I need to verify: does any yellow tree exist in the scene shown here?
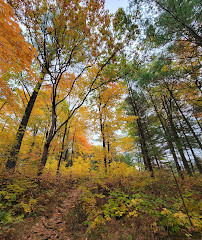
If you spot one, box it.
[6,0,122,171]
[90,81,136,170]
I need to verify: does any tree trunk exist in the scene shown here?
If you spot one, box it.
[162,96,192,176]
[127,87,154,176]
[98,98,107,171]
[38,92,57,174]
[166,85,202,150]
[38,142,50,175]
[145,122,161,168]
[6,76,45,170]
[181,125,202,174]
[70,131,76,167]
[57,122,68,175]
[149,92,184,179]
[184,147,195,174]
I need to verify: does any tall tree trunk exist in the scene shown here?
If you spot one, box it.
[57,122,68,175]
[162,96,192,176]
[65,149,70,167]
[38,92,57,175]
[70,130,76,167]
[127,86,154,176]
[137,117,154,175]
[144,122,161,168]
[184,147,195,174]
[6,75,45,170]
[38,142,50,175]
[180,124,202,174]
[166,84,202,150]
[98,99,107,171]
[149,92,184,178]
[107,141,112,167]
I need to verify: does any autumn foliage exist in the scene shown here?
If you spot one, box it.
[0,0,201,239]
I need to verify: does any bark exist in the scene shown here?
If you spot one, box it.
[184,147,195,174]
[127,87,154,176]
[181,125,202,174]
[38,142,50,175]
[70,130,76,167]
[162,96,192,176]
[145,122,161,168]
[98,98,107,171]
[65,149,70,167]
[107,141,112,167]
[149,92,184,178]
[0,101,6,112]
[6,75,45,170]
[57,122,68,175]
[166,85,202,150]
[38,84,58,174]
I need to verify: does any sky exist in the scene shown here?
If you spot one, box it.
[105,0,129,13]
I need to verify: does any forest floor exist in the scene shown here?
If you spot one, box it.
[1,188,82,240]
[0,169,201,240]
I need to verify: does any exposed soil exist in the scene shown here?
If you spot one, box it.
[0,189,85,240]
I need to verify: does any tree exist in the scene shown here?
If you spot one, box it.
[129,0,202,47]
[126,84,154,176]
[90,81,135,170]
[5,0,123,171]
[0,0,36,106]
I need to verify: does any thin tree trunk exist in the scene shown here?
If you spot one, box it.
[107,141,112,167]
[0,101,6,112]
[6,75,45,170]
[127,86,153,176]
[98,98,107,171]
[38,142,50,175]
[149,92,184,178]
[57,122,68,175]
[166,84,202,150]
[38,83,59,174]
[180,124,202,174]
[144,121,161,168]
[70,130,76,167]
[162,96,192,176]
[184,147,195,174]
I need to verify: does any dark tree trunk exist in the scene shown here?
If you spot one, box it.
[127,87,154,176]
[144,122,161,168]
[194,115,202,132]
[181,125,202,174]
[6,76,44,170]
[162,96,192,176]
[149,93,184,179]
[38,142,50,175]
[137,117,154,175]
[166,85,202,150]
[184,147,195,174]
[107,141,112,167]
[65,149,70,167]
[98,99,107,171]
[70,130,76,167]
[38,82,61,175]
[57,122,68,175]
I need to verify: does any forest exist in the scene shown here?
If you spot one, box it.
[0,0,201,239]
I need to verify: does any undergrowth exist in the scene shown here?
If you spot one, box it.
[0,163,201,240]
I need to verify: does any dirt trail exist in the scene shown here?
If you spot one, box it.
[2,189,83,240]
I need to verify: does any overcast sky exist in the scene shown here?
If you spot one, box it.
[105,0,129,13]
